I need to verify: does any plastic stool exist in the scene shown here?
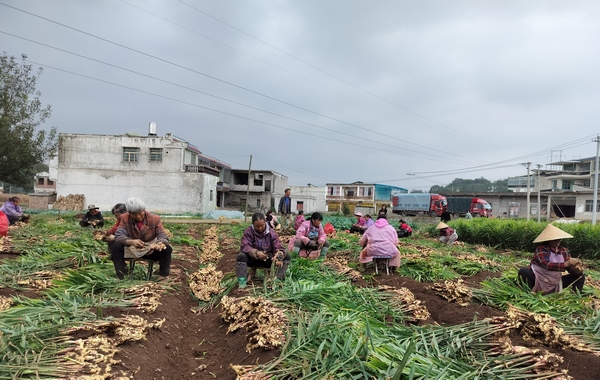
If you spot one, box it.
[372,256,391,275]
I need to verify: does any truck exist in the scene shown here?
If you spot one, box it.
[391,193,447,217]
[446,197,492,218]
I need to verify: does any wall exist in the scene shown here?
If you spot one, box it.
[28,193,57,210]
[56,134,217,213]
[290,185,327,213]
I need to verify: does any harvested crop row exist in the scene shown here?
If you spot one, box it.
[200,226,222,263]
[378,285,431,321]
[431,279,472,306]
[220,296,287,352]
[324,256,362,281]
[189,264,224,301]
[504,304,593,352]
[61,315,165,379]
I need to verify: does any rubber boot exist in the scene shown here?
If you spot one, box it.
[238,277,247,288]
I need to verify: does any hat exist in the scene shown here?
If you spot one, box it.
[435,222,449,229]
[354,212,363,217]
[533,224,573,243]
[87,204,99,210]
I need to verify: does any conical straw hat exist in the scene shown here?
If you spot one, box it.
[435,222,449,229]
[533,224,573,243]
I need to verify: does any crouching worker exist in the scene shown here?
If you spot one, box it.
[436,222,458,245]
[111,197,172,281]
[236,212,290,288]
[518,224,585,295]
[0,197,29,225]
[359,215,400,272]
[80,204,105,228]
[289,212,330,259]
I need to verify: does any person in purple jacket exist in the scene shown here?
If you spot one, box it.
[0,197,28,225]
[236,212,290,288]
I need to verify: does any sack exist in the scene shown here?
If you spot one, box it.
[124,238,158,258]
[323,222,335,234]
[0,212,8,237]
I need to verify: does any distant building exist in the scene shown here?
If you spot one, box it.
[325,182,408,215]
[226,169,288,213]
[506,156,600,220]
[50,128,230,214]
[290,184,327,213]
[33,172,56,193]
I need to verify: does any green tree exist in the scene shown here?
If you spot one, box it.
[0,53,56,187]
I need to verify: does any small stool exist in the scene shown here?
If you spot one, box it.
[127,258,155,280]
[372,256,391,275]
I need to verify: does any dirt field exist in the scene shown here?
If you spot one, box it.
[2,223,600,380]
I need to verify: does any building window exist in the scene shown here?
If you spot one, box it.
[585,200,600,212]
[149,148,163,162]
[562,180,572,190]
[257,199,261,207]
[210,190,213,201]
[123,147,140,162]
[347,189,355,196]
[47,179,54,185]
[551,180,558,190]
[37,178,44,185]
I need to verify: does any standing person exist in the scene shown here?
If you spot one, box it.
[436,222,458,245]
[518,224,585,295]
[0,197,28,225]
[378,204,388,217]
[358,214,401,271]
[440,208,451,223]
[236,212,290,288]
[349,212,365,234]
[111,197,172,281]
[465,211,473,220]
[294,210,305,230]
[289,212,330,259]
[80,204,105,228]
[278,188,292,229]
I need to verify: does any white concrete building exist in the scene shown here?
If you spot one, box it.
[290,184,327,213]
[50,131,230,214]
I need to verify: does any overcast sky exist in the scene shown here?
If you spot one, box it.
[2,1,599,191]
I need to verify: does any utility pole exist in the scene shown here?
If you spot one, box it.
[245,155,253,223]
[523,162,531,222]
[593,136,600,225]
[536,164,542,222]
[406,171,415,193]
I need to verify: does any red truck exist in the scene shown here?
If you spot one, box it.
[446,197,492,218]
[392,193,448,217]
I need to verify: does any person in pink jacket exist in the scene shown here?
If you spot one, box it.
[358,215,401,271]
[288,212,329,259]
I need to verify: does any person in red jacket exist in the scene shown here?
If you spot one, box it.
[111,198,172,281]
[0,211,9,237]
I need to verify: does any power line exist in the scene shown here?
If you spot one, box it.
[178,0,520,152]
[0,2,485,166]
[0,31,478,165]
[125,0,510,156]
[24,57,485,165]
